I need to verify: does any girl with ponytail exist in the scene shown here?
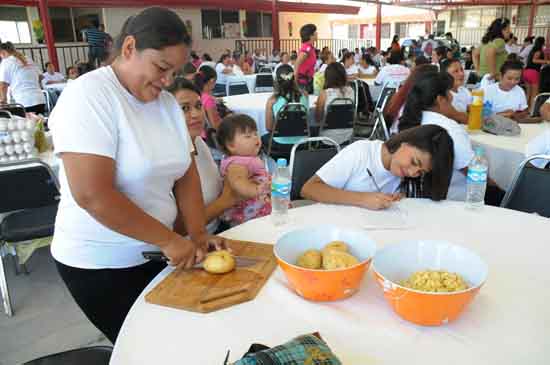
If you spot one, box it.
[194,65,222,129]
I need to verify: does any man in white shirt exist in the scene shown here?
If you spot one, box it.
[41,61,65,88]
[374,51,410,87]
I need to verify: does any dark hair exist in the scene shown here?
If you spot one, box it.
[280,51,289,58]
[0,41,27,65]
[524,36,535,43]
[194,65,217,91]
[341,52,354,64]
[392,35,399,43]
[481,18,510,44]
[66,66,77,75]
[434,46,448,59]
[203,53,212,61]
[274,64,302,103]
[190,51,199,60]
[500,59,523,76]
[361,53,375,67]
[182,62,197,76]
[527,36,545,67]
[114,7,191,52]
[219,54,230,64]
[45,61,52,69]
[414,55,429,66]
[384,64,438,122]
[399,71,453,131]
[539,66,550,93]
[290,54,297,61]
[387,51,404,65]
[428,34,435,40]
[91,19,100,28]
[216,114,258,154]
[445,32,453,38]
[385,125,455,201]
[166,77,201,96]
[440,58,461,75]
[300,24,317,43]
[506,53,521,62]
[324,62,347,89]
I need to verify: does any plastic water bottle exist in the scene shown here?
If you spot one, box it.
[482,100,493,121]
[271,158,291,226]
[466,147,488,210]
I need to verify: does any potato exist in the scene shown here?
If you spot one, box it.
[322,250,359,270]
[323,241,349,253]
[203,250,236,274]
[296,249,322,269]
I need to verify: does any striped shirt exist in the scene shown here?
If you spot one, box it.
[83,28,106,48]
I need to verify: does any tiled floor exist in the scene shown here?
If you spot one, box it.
[0,248,110,365]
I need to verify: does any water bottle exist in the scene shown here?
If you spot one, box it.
[482,100,493,121]
[466,147,488,210]
[271,158,291,226]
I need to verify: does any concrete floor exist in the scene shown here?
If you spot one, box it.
[0,247,110,365]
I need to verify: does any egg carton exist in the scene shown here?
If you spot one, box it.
[0,116,38,164]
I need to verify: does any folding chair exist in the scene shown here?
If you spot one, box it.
[255,73,274,93]
[0,103,25,118]
[531,93,550,117]
[0,159,60,316]
[367,86,396,141]
[264,102,309,161]
[227,81,250,96]
[213,83,227,97]
[320,97,355,145]
[42,90,53,116]
[500,154,550,218]
[24,346,112,365]
[289,136,340,201]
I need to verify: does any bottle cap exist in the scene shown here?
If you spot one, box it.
[277,158,287,167]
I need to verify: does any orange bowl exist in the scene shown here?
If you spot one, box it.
[274,226,377,301]
[372,240,488,326]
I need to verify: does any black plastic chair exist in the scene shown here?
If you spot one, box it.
[255,73,274,93]
[289,137,341,201]
[0,159,60,316]
[0,103,26,118]
[500,154,550,218]
[265,102,309,161]
[531,93,550,117]
[24,346,113,365]
[259,66,273,73]
[228,81,250,96]
[213,83,227,97]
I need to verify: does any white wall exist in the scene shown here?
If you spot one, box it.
[278,12,333,39]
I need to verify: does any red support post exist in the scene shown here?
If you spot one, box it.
[37,0,59,71]
[272,0,280,51]
[375,2,382,50]
[527,0,537,37]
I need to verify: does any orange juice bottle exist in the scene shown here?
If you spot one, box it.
[468,89,484,131]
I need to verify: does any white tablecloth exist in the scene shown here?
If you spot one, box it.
[111,200,550,365]
[44,83,66,92]
[226,74,258,95]
[223,93,318,136]
[469,122,550,190]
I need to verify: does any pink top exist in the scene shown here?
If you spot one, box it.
[192,59,202,69]
[297,42,316,82]
[220,156,272,226]
[201,92,216,110]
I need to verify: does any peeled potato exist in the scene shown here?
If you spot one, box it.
[322,250,359,270]
[296,249,322,269]
[203,250,236,274]
[323,241,349,253]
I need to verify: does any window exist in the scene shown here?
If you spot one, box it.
[50,7,102,43]
[534,5,550,26]
[245,11,272,38]
[463,9,481,28]
[434,21,445,36]
[202,9,239,39]
[348,24,359,39]
[0,6,31,44]
[381,23,390,39]
[395,23,407,39]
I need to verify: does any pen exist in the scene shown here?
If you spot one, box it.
[366,168,382,193]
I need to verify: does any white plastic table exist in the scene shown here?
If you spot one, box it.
[223,92,318,136]
[111,200,550,365]
[469,122,550,190]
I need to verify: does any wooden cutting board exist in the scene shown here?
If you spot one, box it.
[145,240,277,313]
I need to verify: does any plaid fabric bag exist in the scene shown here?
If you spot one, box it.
[233,333,342,365]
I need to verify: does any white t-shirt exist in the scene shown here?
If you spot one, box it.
[451,86,473,113]
[526,129,550,168]
[194,137,223,233]
[359,65,377,76]
[41,71,65,88]
[483,83,528,113]
[519,44,534,62]
[354,53,361,64]
[215,63,233,85]
[344,64,359,76]
[319,63,329,74]
[375,64,410,87]
[316,139,401,194]
[421,111,475,201]
[0,56,44,107]
[199,61,216,71]
[505,44,521,55]
[50,66,194,269]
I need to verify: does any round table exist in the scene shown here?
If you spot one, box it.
[44,82,67,92]
[111,200,550,365]
[469,122,550,190]
[223,92,318,136]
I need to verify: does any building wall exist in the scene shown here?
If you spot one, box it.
[278,12,332,39]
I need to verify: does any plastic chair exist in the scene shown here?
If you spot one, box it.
[24,346,113,365]
[255,73,274,93]
[227,81,250,96]
[259,66,273,73]
[288,137,341,201]
[321,97,355,131]
[213,83,227,97]
[0,159,60,316]
[264,103,309,161]
[531,93,550,117]
[500,154,550,218]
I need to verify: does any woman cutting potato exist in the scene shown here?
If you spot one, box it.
[49,8,222,343]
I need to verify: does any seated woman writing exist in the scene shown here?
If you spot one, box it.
[301,124,455,210]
